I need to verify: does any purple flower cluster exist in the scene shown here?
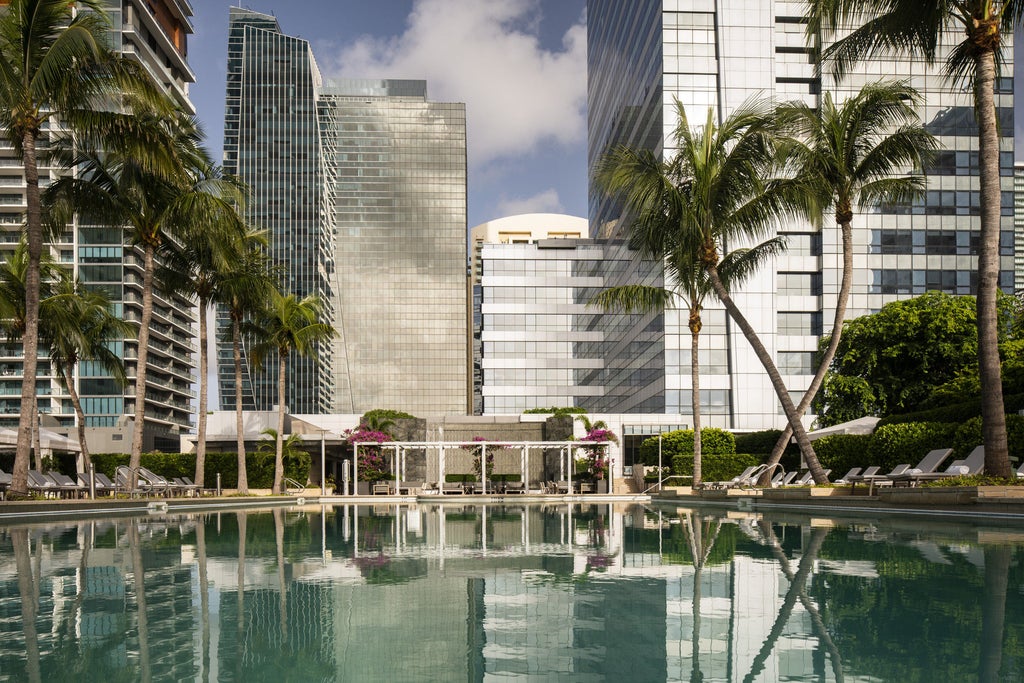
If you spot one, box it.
[343,427,393,481]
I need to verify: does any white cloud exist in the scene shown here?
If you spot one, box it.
[326,0,587,168]
[494,188,564,217]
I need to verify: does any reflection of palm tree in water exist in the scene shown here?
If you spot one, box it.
[127,524,152,683]
[274,508,288,644]
[197,516,211,683]
[235,512,247,682]
[979,545,1011,683]
[745,524,842,683]
[13,528,40,683]
[682,512,722,683]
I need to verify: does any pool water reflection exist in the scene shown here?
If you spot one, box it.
[0,503,1021,682]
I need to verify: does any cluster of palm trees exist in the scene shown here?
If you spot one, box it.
[595,0,1019,484]
[0,0,333,498]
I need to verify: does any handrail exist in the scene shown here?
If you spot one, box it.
[284,478,305,495]
[643,474,692,494]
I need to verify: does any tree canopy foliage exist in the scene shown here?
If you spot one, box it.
[816,291,1022,425]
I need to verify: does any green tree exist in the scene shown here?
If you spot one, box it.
[160,167,249,487]
[247,291,334,493]
[255,428,307,483]
[45,279,134,470]
[763,81,935,471]
[817,291,1000,424]
[217,229,274,494]
[47,112,220,489]
[659,100,830,482]
[0,0,166,497]
[593,139,789,486]
[806,0,1020,473]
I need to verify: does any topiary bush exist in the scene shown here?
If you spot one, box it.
[638,428,735,465]
[812,434,874,475]
[865,422,960,472]
[671,452,759,483]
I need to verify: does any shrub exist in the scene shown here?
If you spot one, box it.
[732,429,801,471]
[638,428,735,465]
[812,434,874,474]
[952,414,1024,462]
[90,451,311,489]
[671,452,759,483]
[865,422,959,472]
[878,392,1024,427]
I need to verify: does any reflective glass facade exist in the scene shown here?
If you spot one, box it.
[220,11,468,418]
[587,0,1015,429]
[319,80,468,417]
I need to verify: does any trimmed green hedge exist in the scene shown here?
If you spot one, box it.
[878,392,1024,427]
[90,451,311,489]
[671,452,759,483]
[638,428,735,465]
[865,422,960,472]
[732,429,801,471]
[951,415,1024,461]
[813,434,874,475]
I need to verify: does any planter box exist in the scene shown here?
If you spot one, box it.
[762,487,852,500]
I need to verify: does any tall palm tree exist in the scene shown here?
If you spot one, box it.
[761,81,936,473]
[592,145,789,487]
[0,0,168,497]
[47,112,222,489]
[217,230,274,494]
[160,167,248,488]
[247,291,334,493]
[805,0,1020,476]
[44,279,134,470]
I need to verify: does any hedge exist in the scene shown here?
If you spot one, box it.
[812,434,874,475]
[90,451,311,489]
[878,392,1024,428]
[952,415,1024,461]
[865,422,960,472]
[671,452,759,483]
[638,428,735,465]
[732,429,801,472]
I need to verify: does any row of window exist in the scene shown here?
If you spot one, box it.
[871,269,1013,294]
[871,229,1013,256]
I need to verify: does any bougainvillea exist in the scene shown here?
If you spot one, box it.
[579,427,617,479]
[344,427,393,481]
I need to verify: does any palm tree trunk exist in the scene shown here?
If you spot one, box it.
[129,243,157,489]
[60,362,91,470]
[129,524,152,683]
[689,308,703,487]
[197,518,211,683]
[32,394,41,472]
[706,265,827,483]
[195,297,209,488]
[234,316,248,493]
[12,131,42,498]
[974,44,1011,477]
[274,352,286,493]
[13,528,40,683]
[763,217,855,479]
[979,545,1010,682]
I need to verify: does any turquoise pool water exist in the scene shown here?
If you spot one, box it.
[0,502,1021,682]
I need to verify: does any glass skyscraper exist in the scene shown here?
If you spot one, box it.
[587,0,1015,429]
[221,10,468,418]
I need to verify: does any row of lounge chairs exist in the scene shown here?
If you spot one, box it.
[702,443,1023,491]
[0,466,211,499]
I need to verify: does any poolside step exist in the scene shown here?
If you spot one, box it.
[614,477,638,494]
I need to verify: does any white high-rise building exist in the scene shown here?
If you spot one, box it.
[587,0,1015,430]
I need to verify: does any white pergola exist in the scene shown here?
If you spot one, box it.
[351,440,613,494]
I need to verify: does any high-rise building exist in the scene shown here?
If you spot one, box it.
[471,214,593,414]
[220,10,468,419]
[587,0,1015,429]
[0,1,197,452]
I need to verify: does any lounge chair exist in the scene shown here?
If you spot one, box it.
[116,466,152,497]
[441,481,463,495]
[706,465,759,490]
[552,480,570,494]
[138,467,176,496]
[887,448,953,486]
[1017,460,1024,478]
[770,470,798,487]
[784,469,831,486]
[0,469,10,499]
[833,468,862,485]
[27,470,60,498]
[172,477,199,497]
[855,464,909,492]
[891,446,986,486]
[47,471,85,498]
[504,481,526,494]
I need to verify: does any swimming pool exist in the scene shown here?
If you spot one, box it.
[0,502,1020,681]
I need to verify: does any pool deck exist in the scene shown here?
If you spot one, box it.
[1,485,1023,522]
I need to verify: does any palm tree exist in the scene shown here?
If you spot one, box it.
[160,167,249,488]
[45,279,134,470]
[46,112,221,489]
[592,145,790,487]
[805,0,1020,477]
[760,81,936,473]
[0,0,168,497]
[247,291,334,493]
[218,230,274,494]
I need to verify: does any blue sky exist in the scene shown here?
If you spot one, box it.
[189,0,590,228]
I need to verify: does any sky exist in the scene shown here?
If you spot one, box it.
[188,0,590,229]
